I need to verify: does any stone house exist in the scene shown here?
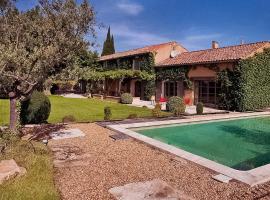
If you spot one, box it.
[98,42,187,99]
[99,41,270,106]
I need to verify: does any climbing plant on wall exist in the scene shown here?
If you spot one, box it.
[155,66,192,89]
[217,48,270,111]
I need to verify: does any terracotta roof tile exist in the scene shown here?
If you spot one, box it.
[99,41,185,61]
[157,41,270,67]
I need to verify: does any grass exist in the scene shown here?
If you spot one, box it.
[0,95,170,125]
[0,139,59,200]
[0,99,9,126]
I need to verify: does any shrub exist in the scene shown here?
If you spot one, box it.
[120,93,133,104]
[152,103,162,118]
[144,80,155,100]
[62,115,76,123]
[20,91,51,124]
[104,106,112,120]
[167,96,186,115]
[217,48,270,111]
[154,103,162,110]
[127,113,138,119]
[196,102,204,115]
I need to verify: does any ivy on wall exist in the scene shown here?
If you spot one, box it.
[81,69,154,81]
[155,66,192,89]
[84,52,156,99]
[217,48,270,111]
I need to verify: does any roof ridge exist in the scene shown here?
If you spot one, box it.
[180,41,270,54]
[156,40,270,67]
[100,41,177,58]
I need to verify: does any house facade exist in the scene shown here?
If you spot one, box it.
[99,41,270,106]
[98,42,187,99]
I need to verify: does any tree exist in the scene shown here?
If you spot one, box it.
[0,0,96,131]
[111,34,115,54]
[101,26,115,56]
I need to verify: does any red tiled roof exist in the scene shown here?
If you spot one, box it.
[157,41,270,67]
[99,41,186,61]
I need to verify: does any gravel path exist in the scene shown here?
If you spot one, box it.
[49,123,270,200]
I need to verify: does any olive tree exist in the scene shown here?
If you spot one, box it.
[0,0,96,131]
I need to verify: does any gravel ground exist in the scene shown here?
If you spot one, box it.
[49,123,270,200]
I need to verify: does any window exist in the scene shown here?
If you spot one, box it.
[133,59,142,70]
[197,80,220,105]
[164,81,178,97]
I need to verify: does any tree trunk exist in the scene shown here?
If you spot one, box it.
[9,92,17,132]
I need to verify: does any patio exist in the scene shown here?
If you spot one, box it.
[130,98,227,115]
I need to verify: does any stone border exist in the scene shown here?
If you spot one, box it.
[107,112,270,186]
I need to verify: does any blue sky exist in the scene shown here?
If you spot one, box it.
[16,0,270,53]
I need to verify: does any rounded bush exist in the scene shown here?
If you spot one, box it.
[104,106,112,120]
[20,91,51,124]
[152,103,162,118]
[196,102,204,115]
[127,113,138,119]
[62,115,76,123]
[167,96,186,115]
[120,93,133,104]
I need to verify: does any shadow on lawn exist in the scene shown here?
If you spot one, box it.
[22,124,65,141]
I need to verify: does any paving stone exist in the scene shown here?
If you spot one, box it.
[50,128,85,140]
[109,179,193,200]
[0,159,26,184]
[212,174,232,183]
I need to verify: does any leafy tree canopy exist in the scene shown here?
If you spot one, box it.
[0,0,96,100]
[0,0,97,130]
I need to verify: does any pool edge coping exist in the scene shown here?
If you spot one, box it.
[107,111,270,187]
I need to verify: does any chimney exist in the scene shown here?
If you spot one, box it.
[212,41,219,49]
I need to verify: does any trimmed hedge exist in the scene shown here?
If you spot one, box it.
[218,48,270,111]
[167,96,185,115]
[20,91,51,124]
[104,106,112,120]
[120,93,133,104]
[196,102,204,115]
[152,103,162,118]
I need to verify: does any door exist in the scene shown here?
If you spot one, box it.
[164,81,178,98]
[135,81,141,97]
[197,80,220,106]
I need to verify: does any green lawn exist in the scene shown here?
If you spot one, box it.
[0,140,59,200]
[0,99,9,126]
[0,95,170,125]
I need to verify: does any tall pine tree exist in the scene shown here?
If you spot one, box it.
[101,27,115,56]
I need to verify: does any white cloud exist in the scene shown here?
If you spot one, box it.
[178,27,224,50]
[116,1,143,16]
[109,24,171,50]
[94,25,226,53]
[95,24,172,52]
[185,33,223,41]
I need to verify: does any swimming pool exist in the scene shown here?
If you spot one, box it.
[134,116,270,171]
[107,112,270,186]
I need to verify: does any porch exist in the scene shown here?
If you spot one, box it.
[104,78,147,100]
[156,79,221,107]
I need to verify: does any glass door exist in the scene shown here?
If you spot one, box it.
[197,80,220,105]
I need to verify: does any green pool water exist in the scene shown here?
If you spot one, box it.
[135,116,270,171]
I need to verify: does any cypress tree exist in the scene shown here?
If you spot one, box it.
[101,27,115,56]
[111,35,115,54]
